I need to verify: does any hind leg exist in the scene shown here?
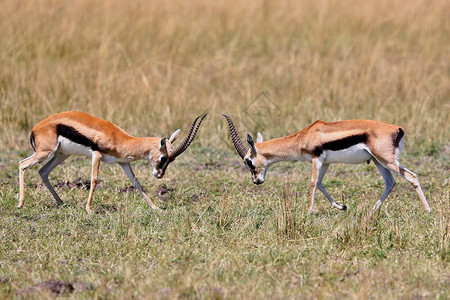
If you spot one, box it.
[385,161,431,212]
[18,151,52,208]
[372,159,396,211]
[39,153,70,206]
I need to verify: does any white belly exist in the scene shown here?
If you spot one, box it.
[323,143,372,164]
[57,136,93,157]
[56,136,132,164]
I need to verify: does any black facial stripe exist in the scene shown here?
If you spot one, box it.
[157,156,169,169]
[313,134,368,156]
[157,162,167,169]
[57,124,101,151]
[245,159,255,171]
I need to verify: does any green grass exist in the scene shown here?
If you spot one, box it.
[0,148,448,298]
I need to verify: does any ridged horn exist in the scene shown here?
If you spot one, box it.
[221,113,247,159]
[169,114,207,159]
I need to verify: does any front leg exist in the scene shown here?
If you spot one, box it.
[119,163,159,210]
[308,157,321,215]
[316,164,346,211]
[86,151,102,213]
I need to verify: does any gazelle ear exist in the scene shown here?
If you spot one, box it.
[169,129,181,143]
[247,133,257,157]
[256,132,263,143]
[160,138,168,153]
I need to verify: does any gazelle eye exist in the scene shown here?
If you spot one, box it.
[160,156,168,163]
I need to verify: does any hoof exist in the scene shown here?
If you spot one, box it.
[342,205,347,211]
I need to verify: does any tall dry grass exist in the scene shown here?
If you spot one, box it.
[0,0,449,152]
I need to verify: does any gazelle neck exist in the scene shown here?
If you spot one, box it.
[257,133,309,164]
[120,137,160,160]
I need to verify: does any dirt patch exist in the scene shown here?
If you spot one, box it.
[95,204,119,213]
[339,269,360,282]
[180,186,208,203]
[12,212,49,221]
[21,279,74,296]
[190,190,207,203]
[193,161,223,171]
[156,185,174,201]
[54,178,101,190]
[120,186,135,192]
[20,279,94,296]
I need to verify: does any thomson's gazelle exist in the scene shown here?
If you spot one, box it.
[222,114,431,214]
[19,111,207,212]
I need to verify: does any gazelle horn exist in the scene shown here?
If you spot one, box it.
[222,114,247,159]
[169,114,207,159]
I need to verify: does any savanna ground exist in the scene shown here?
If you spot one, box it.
[0,0,449,298]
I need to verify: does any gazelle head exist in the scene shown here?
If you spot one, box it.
[151,114,207,179]
[222,114,268,185]
[244,133,268,184]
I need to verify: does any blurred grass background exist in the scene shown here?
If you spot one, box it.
[0,0,448,153]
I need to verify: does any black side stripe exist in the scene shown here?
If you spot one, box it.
[57,124,101,151]
[313,134,368,156]
[30,131,36,152]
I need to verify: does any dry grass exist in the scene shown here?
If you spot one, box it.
[0,150,448,298]
[0,0,449,298]
[0,0,449,151]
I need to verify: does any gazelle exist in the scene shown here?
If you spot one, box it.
[222,114,431,214]
[19,111,207,212]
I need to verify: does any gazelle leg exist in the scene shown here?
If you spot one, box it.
[85,151,102,213]
[385,161,431,212]
[38,154,70,206]
[316,164,346,211]
[372,159,396,211]
[18,151,51,208]
[119,163,159,210]
[308,157,322,215]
